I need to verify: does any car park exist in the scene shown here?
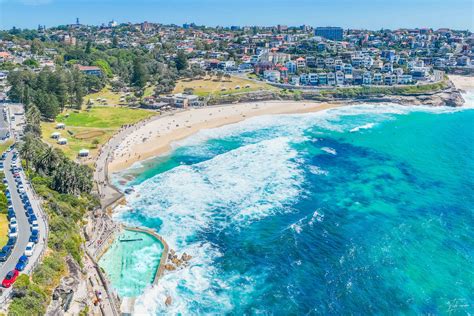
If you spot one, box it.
[15,255,29,271]
[24,242,35,256]
[2,270,19,288]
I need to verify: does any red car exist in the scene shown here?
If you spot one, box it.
[2,269,19,288]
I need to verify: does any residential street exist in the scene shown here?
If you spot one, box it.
[0,103,48,306]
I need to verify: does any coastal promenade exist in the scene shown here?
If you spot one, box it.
[90,111,180,315]
[94,112,165,210]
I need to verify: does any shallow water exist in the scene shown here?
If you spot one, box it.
[112,96,474,314]
[98,229,163,298]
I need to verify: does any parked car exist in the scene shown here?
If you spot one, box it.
[2,270,19,288]
[15,255,29,271]
[9,217,18,229]
[7,237,17,247]
[8,226,18,238]
[7,209,15,220]
[24,242,35,256]
[0,245,13,262]
[29,229,39,244]
[30,222,39,231]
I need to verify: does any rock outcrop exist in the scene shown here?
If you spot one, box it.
[165,249,192,271]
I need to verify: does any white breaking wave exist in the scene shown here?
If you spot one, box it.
[321,147,337,155]
[115,137,304,315]
[308,165,329,176]
[110,101,474,314]
[350,123,376,133]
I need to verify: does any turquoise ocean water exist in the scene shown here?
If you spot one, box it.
[112,93,474,315]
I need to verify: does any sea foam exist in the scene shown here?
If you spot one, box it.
[116,137,304,314]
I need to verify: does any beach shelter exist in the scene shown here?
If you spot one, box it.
[51,132,61,139]
[56,123,66,129]
[78,149,90,157]
[57,138,68,145]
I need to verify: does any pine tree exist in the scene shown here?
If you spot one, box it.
[85,41,92,54]
[131,58,148,88]
[175,51,188,71]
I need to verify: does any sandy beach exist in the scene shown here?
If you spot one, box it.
[108,101,341,173]
[449,75,474,91]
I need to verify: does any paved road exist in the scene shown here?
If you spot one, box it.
[0,151,31,283]
[0,103,47,305]
[0,104,9,139]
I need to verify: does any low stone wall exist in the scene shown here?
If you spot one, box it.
[207,90,280,105]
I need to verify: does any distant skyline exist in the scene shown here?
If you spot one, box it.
[0,0,473,31]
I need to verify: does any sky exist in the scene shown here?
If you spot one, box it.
[0,0,473,31]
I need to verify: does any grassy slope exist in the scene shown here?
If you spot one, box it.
[0,141,12,247]
[0,213,7,248]
[41,107,155,160]
[0,140,13,154]
[173,76,276,97]
[84,86,123,107]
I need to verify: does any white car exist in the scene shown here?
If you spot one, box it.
[8,227,18,238]
[9,217,18,229]
[31,222,39,231]
[25,242,35,256]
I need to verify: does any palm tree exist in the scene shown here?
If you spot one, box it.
[36,146,60,175]
[19,133,40,170]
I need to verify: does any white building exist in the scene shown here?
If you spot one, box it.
[264,70,281,82]
[308,73,319,85]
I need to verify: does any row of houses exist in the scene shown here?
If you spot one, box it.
[264,70,414,86]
